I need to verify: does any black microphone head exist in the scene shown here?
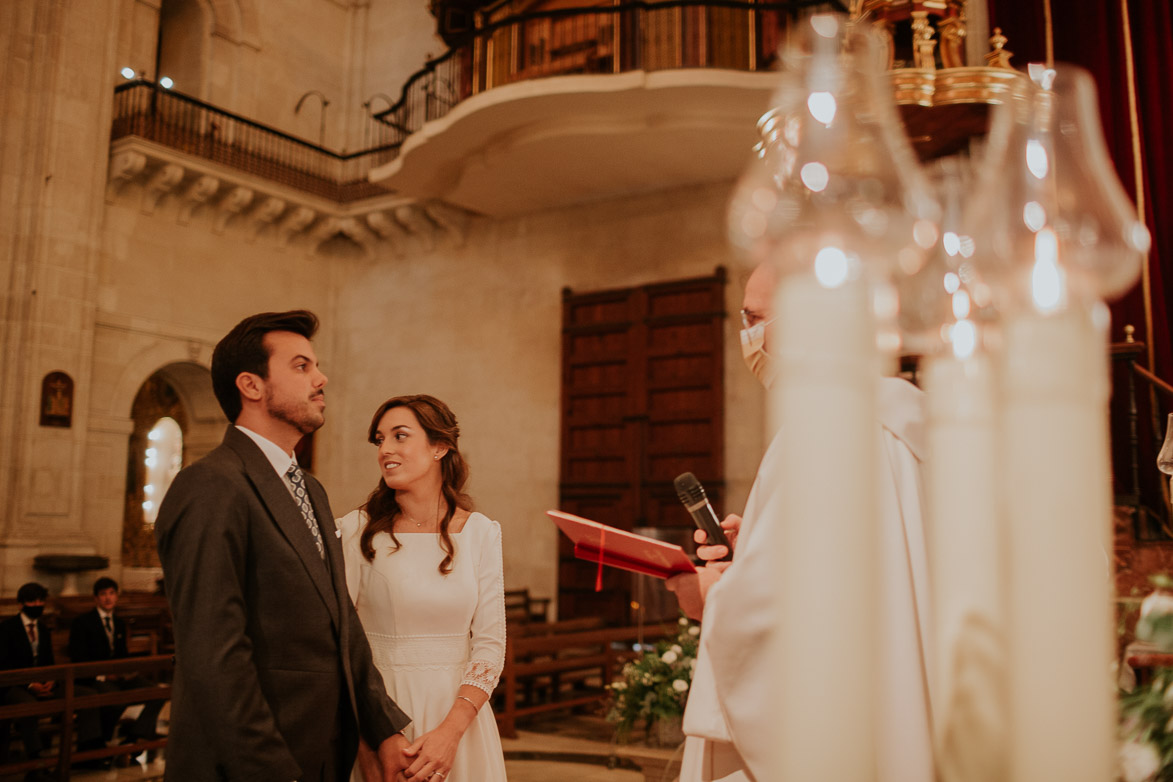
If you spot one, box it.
[673,472,707,506]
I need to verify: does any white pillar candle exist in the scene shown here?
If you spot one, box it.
[924,351,1007,782]
[769,268,878,780]
[1002,307,1115,782]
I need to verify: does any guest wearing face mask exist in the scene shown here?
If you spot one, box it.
[0,582,106,777]
[666,261,933,782]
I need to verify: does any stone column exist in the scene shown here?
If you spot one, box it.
[0,0,122,593]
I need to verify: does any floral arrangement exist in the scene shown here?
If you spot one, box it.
[606,616,701,741]
[1120,577,1173,782]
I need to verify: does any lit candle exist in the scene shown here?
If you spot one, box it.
[1002,303,1114,782]
[923,349,1007,781]
[769,266,878,779]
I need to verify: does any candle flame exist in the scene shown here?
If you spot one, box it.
[807,92,837,126]
[950,319,977,360]
[1026,140,1049,180]
[814,246,850,288]
[1031,228,1065,312]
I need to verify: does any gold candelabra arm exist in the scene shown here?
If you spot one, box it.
[911,11,939,71]
[985,27,1015,69]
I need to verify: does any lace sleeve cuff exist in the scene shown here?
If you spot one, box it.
[460,659,501,695]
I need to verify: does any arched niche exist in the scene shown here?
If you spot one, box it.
[121,362,225,571]
[153,0,261,104]
[157,0,212,98]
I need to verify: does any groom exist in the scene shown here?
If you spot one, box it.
[156,310,411,781]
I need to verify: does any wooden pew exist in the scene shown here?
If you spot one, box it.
[0,655,171,780]
[493,623,669,739]
[503,588,552,624]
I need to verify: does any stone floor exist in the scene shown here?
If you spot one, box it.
[54,714,684,782]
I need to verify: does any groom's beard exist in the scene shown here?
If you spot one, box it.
[266,387,325,435]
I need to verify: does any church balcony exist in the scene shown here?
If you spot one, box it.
[107,81,467,255]
[368,0,817,217]
[366,0,1021,217]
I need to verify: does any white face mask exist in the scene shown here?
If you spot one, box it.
[740,320,777,389]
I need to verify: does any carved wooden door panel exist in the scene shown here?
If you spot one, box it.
[558,270,726,623]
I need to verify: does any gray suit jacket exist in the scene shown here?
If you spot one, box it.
[155,425,410,781]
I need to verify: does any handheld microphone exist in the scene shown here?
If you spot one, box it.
[673,472,733,562]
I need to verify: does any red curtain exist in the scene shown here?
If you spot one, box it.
[986,0,1172,374]
[987,0,1173,530]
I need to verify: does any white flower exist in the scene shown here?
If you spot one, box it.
[1142,590,1173,621]
[690,658,697,672]
[1120,739,1161,782]
[612,682,626,691]
[679,617,689,626]
[688,626,700,636]
[671,644,683,655]
[662,650,678,664]
[672,679,689,693]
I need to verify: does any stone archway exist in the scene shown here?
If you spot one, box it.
[87,335,226,590]
[157,0,213,97]
[118,362,225,587]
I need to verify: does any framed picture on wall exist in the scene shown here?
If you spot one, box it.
[39,371,73,428]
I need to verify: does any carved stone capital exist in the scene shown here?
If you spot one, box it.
[177,175,221,224]
[394,204,438,251]
[336,217,377,257]
[277,206,317,246]
[142,163,185,214]
[366,210,407,241]
[106,150,147,201]
[307,217,342,251]
[213,186,255,233]
[247,197,287,241]
[423,201,471,247]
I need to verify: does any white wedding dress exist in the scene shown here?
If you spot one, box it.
[337,509,508,782]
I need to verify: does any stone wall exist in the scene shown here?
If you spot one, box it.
[0,0,769,603]
[326,181,766,608]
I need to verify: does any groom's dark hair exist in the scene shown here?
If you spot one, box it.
[211,310,319,422]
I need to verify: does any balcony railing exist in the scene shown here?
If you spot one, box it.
[109,3,841,201]
[374,0,845,140]
[111,81,400,202]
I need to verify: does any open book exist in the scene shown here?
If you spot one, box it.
[548,510,697,580]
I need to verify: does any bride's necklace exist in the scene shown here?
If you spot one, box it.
[401,496,443,530]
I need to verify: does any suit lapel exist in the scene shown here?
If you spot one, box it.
[225,427,340,630]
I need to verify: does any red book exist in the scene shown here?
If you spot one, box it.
[548,510,697,580]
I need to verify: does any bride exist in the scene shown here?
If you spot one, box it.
[337,394,507,781]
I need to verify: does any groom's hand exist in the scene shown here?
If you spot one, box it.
[378,732,412,778]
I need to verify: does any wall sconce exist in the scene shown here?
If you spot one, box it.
[295,90,330,148]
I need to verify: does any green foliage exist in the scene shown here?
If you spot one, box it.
[1121,668,1173,782]
[605,617,700,741]
[1120,583,1173,781]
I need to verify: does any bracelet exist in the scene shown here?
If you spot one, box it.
[456,695,478,712]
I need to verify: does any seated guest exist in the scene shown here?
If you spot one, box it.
[0,582,105,774]
[67,577,164,745]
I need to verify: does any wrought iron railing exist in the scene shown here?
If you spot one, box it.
[373,0,845,141]
[1112,337,1173,539]
[110,2,844,201]
[111,81,401,202]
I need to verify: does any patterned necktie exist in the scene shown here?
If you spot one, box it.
[26,623,37,662]
[103,615,114,649]
[286,464,325,559]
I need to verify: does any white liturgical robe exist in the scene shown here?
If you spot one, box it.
[681,376,934,782]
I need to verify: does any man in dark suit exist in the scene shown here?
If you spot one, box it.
[155,310,411,782]
[67,577,165,745]
[0,582,104,774]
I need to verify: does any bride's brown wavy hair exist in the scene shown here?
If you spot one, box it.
[359,395,472,574]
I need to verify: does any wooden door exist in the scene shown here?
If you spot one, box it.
[558,270,726,623]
